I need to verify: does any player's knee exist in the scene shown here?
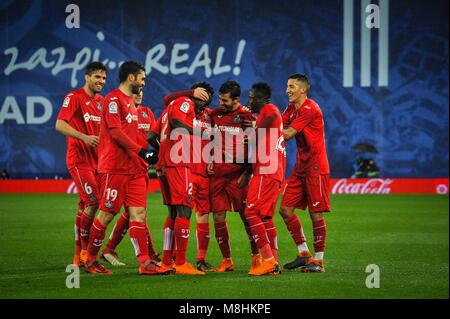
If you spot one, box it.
[310,212,324,221]
[128,207,147,222]
[196,213,209,223]
[84,205,98,217]
[97,210,115,225]
[279,206,293,220]
[213,211,226,223]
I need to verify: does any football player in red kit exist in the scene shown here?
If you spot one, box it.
[160,85,215,272]
[280,74,331,273]
[55,62,107,267]
[84,61,169,275]
[148,82,214,275]
[101,90,160,267]
[207,80,260,273]
[244,82,286,276]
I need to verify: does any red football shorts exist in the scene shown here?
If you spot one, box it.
[98,173,147,214]
[209,174,247,213]
[245,175,282,218]
[157,166,193,208]
[281,173,331,213]
[68,167,100,207]
[192,173,210,214]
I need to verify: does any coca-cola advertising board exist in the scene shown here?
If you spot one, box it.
[0,178,448,194]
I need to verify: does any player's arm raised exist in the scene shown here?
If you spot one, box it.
[55,119,99,147]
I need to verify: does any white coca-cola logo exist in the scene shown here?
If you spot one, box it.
[66,181,78,194]
[332,178,393,194]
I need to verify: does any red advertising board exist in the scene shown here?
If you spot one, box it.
[0,178,448,194]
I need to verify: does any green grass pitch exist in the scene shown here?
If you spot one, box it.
[0,193,448,299]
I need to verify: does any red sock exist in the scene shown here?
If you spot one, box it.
[263,218,278,261]
[174,217,190,265]
[145,223,157,258]
[214,221,231,258]
[104,211,129,253]
[246,215,271,260]
[312,218,326,254]
[162,216,175,265]
[284,214,306,246]
[74,209,82,255]
[80,212,95,251]
[129,221,150,264]
[196,222,210,262]
[87,218,107,264]
[241,217,259,255]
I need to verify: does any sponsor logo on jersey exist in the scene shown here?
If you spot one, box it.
[62,97,70,108]
[138,123,150,130]
[180,102,190,113]
[109,101,118,114]
[126,113,138,123]
[83,112,101,123]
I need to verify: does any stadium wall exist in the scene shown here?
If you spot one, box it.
[0,0,448,179]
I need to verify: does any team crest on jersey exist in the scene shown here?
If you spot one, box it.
[109,101,118,114]
[142,112,148,119]
[62,97,70,108]
[89,194,97,202]
[105,200,113,208]
[97,103,102,111]
[180,102,190,113]
[234,115,241,122]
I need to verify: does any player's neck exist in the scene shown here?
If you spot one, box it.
[294,96,307,109]
[82,85,95,98]
[118,83,133,97]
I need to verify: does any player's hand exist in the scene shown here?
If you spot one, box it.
[83,135,100,147]
[193,87,210,102]
[237,171,252,188]
[207,162,215,175]
[138,148,159,165]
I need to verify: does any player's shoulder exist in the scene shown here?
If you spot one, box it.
[305,98,321,110]
[238,104,252,114]
[103,88,122,102]
[169,96,193,114]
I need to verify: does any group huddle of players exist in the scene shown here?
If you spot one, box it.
[56,60,330,276]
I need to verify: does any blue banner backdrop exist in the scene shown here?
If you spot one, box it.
[0,0,448,178]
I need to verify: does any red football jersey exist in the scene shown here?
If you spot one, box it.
[57,88,104,170]
[192,108,213,176]
[97,88,147,174]
[210,104,256,177]
[137,105,155,149]
[252,104,286,182]
[156,96,195,169]
[282,98,330,176]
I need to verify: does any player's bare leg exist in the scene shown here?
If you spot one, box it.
[213,211,234,272]
[301,212,326,272]
[280,206,312,270]
[195,212,214,272]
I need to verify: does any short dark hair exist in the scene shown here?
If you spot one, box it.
[219,80,241,99]
[119,61,145,83]
[251,82,271,100]
[288,73,310,90]
[85,62,107,75]
[191,82,214,105]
